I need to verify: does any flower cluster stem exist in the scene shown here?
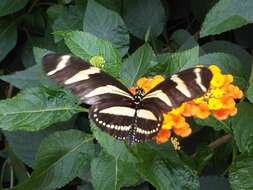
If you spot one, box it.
[208,134,232,150]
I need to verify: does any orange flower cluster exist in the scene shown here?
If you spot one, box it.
[130,65,243,145]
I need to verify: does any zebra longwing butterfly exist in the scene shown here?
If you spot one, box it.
[43,54,212,145]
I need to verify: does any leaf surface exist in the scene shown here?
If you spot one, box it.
[200,0,253,37]
[9,130,94,190]
[84,0,129,56]
[0,87,83,131]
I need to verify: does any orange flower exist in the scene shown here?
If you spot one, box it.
[156,129,171,144]
[128,87,136,95]
[220,96,235,109]
[173,122,192,137]
[181,102,198,117]
[136,75,165,94]
[195,102,210,119]
[222,84,243,99]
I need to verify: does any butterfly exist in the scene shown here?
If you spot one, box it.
[43,53,212,145]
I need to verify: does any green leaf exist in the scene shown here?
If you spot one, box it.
[120,43,155,86]
[195,116,232,133]
[199,53,247,89]
[202,40,253,79]
[91,122,138,163]
[191,0,219,22]
[200,0,253,37]
[193,145,213,173]
[21,38,56,68]
[232,102,253,153]
[132,143,199,190]
[246,83,253,103]
[4,120,75,167]
[53,6,84,43]
[0,0,29,17]
[84,0,129,56]
[5,147,30,183]
[0,19,17,62]
[47,4,66,21]
[134,142,181,164]
[200,176,230,190]
[77,183,93,190]
[9,130,94,190]
[123,0,167,39]
[91,152,139,190]
[96,0,121,13]
[138,153,199,190]
[229,154,253,190]
[0,47,55,89]
[0,64,51,89]
[64,31,122,78]
[22,11,45,35]
[33,47,54,65]
[152,46,199,76]
[169,29,199,51]
[0,87,84,131]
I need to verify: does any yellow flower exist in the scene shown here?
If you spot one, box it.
[210,88,224,98]
[170,104,185,115]
[193,97,205,104]
[209,65,221,74]
[208,98,223,110]
[90,55,105,68]
[211,73,225,87]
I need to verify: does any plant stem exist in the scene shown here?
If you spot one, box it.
[9,166,14,188]
[0,160,8,188]
[28,0,40,13]
[232,140,238,162]
[248,60,253,84]
[208,134,233,150]
[7,85,13,98]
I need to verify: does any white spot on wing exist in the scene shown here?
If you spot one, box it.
[64,67,100,84]
[137,109,157,121]
[48,55,71,76]
[194,68,207,92]
[99,106,135,117]
[144,90,172,107]
[136,127,156,135]
[171,74,191,97]
[84,85,133,100]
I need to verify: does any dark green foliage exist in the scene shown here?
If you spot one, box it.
[0,0,252,189]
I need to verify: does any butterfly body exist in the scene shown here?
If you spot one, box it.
[43,53,212,144]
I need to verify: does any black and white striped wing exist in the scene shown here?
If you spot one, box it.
[43,53,134,105]
[89,101,135,141]
[89,100,163,143]
[142,67,213,113]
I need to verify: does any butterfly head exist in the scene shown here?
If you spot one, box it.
[134,88,144,104]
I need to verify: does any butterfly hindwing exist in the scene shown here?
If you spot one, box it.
[89,100,135,140]
[90,100,163,143]
[133,103,163,142]
[43,53,134,105]
[142,67,212,113]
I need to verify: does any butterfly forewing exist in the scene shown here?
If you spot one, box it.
[43,53,134,105]
[142,67,212,113]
